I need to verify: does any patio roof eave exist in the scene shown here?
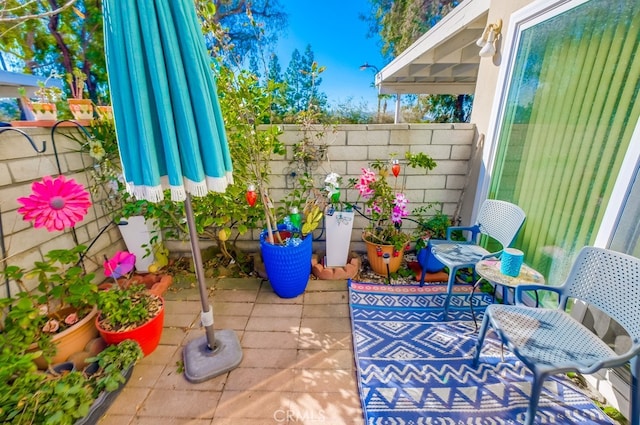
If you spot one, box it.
[376,0,490,96]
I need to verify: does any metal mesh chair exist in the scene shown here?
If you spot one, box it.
[473,246,640,425]
[426,199,526,319]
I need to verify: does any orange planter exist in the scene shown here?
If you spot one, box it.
[68,99,94,120]
[96,297,164,356]
[363,237,407,276]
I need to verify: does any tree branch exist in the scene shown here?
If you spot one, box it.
[0,0,78,23]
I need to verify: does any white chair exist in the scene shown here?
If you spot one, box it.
[473,246,640,425]
[426,199,526,319]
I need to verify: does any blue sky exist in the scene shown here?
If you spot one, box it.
[273,0,386,112]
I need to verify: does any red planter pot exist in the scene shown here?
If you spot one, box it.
[96,298,164,356]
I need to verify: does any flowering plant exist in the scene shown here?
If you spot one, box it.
[353,153,437,251]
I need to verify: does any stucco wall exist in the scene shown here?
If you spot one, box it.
[0,126,125,298]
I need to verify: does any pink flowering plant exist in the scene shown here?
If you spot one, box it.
[355,153,437,251]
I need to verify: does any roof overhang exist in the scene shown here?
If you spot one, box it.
[0,70,62,98]
[376,0,490,95]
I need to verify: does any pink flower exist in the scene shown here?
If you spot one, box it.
[17,175,91,232]
[42,319,60,333]
[355,181,373,198]
[360,168,376,184]
[104,251,136,278]
[394,193,408,209]
[64,313,79,325]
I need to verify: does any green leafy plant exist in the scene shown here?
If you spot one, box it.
[66,68,88,99]
[96,284,162,332]
[33,70,64,104]
[85,340,143,396]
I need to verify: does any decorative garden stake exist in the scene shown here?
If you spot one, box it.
[392,159,401,177]
[246,184,257,207]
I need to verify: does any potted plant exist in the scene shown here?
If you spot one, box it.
[95,281,165,356]
[28,70,64,120]
[356,152,437,276]
[322,172,356,267]
[66,68,94,120]
[1,175,97,368]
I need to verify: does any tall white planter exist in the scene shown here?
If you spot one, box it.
[118,216,160,272]
[325,211,355,267]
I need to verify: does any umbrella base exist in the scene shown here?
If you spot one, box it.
[183,329,242,383]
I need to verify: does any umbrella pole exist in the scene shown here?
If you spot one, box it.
[182,194,243,382]
[184,194,216,348]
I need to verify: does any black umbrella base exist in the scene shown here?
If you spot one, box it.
[183,329,242,383]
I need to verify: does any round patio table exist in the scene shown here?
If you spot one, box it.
[470,258,545,329]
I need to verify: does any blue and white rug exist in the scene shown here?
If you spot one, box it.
[349,281,614,425]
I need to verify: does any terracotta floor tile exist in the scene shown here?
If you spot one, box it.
[164,312,199,328]
[301,317,352,333]
[240,347,298,369]
[303,303,349,318]
[225,367,296,391]
[303,290,349,305]
[288,392,365,425]
[137,388,221,418]
[127,364,165,388]
[212,314,249,331]
[164,300,203,315]
[292,368,358,393]
[139,344,180,365]
[211,301,254,316]
[212,290,259,303]
[296,349,355,370]
[256,289,304,304]
[242,330,299,349]
[246,316,301,332]
[214,390,292,419]
[132,418,211,425]
[161,327,189,345]
[251,303,303,318]
[215,277,262,290]
[297,331,353,350]
[306,279,349,292]
[98,413,134,424]
[104,386,151,415]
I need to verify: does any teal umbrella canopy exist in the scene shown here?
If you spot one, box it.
[103,0,242,381]
[103,0,233,202]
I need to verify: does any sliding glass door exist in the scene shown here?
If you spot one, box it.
[488,0,640,283]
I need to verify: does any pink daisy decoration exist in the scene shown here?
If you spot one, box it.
[17,175,91,232]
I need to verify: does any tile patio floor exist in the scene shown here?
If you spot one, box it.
[99,277,364,425]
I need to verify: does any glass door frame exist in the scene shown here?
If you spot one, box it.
[476,0,640,250]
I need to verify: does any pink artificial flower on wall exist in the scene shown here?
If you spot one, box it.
[17,175,91,232]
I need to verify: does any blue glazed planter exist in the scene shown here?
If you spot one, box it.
[417,240,445,273]
[260,227,312,298]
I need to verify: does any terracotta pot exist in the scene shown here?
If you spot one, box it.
[96,105,113,120]
[96,297,164,356]
[30,102,57,120]
[363,235,407,276]
[68,98,94,120]
[32,305,99,370]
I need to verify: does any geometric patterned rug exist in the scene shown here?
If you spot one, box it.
[349,280,614,425]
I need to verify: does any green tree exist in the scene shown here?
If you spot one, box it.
[365,0,471,123]
[283,45,327,117]
[0,0,107,103]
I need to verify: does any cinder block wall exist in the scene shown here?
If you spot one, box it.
[0,127,125,298]
[1,123,477,287]
[242,123,477,253]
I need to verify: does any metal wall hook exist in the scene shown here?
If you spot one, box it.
[0,127,47,153]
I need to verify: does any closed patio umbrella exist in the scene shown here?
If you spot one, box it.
[103,0,242,382]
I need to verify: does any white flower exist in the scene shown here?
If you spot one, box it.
[88,140,106,161]
[324,172,340,190]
